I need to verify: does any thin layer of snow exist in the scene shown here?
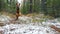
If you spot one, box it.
[0,15,11,22]
[18,16,32,23]
[0,15,11,25]
[0,24,59,34]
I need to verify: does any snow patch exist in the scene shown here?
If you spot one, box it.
[0,24,59,34]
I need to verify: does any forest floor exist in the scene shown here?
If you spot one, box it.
[0,12,60,34]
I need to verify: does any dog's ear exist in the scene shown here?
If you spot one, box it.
[16,3,17,5]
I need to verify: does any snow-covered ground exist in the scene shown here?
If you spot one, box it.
[0,23,60,34]
[0,15,60,34]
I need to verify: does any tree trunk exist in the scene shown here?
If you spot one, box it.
[29,0,32,13]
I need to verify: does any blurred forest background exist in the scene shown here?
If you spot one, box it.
[0,0,60,18]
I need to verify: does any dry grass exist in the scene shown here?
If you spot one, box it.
[0,22,5,26]
[51,25,60,32]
